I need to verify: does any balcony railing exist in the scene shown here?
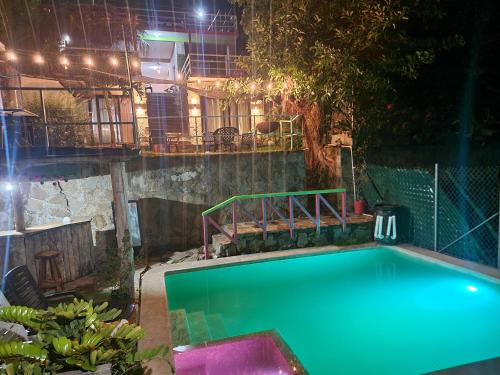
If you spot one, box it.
[0,87,138,156]
[83,4,237,34]
[145,114,303,154]
[181,53,243,79]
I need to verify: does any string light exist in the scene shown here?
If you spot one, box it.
[267,82,273,90]
[6,51,17,61]
[250,83,256,91]
[234,82,239,89]
[60,56,70,66]
[84,56,94,66]
[283,82,288,89]
[177,72,183,80]
[110,56,118,66]
[215,81,221,87]
[34,54,44,64]
[132,59,139,68]
[197,79,202,84]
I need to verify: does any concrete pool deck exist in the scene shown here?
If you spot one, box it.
[138,243,500,374]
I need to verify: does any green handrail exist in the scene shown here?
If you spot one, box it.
[202,188,347,216]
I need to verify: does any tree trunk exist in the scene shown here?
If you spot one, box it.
[109,161,134,300]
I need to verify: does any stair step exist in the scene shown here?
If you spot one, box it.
[187,311,210,344]
[169,309,190,348]
[206,314,227,340]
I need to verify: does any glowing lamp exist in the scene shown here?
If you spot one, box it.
[6,51,17,61]
[84,56,93,66]
[196,8,205,18]
[34,54,44,64]
[60,56,70,66]
[110,57,118,66]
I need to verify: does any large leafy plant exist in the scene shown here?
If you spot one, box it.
[0,300,168,374]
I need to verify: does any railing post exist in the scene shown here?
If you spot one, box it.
[315,194,321,235]
[289,196,294,239]
[203,216,209,259]
[434,163,438,251]
[341,191,346,231]
[232,201,238,243]
[39,90,49,153]
[262,197,267,240]
[194,116,199,153]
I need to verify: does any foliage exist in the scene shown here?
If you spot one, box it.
[0,300,168,374]
[229,0,460,185]
[22,91,94,147]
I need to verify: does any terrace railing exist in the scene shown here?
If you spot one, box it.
[202,189,347,259]
[0,86,138,154]
[181,53,243,79]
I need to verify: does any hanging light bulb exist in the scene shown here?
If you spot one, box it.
[6,51,17,61]
[84,56,94,66]
[110,56,118,66]
[267,82,273,90]
[60,56,70,66]
[132,59,139,68]
[34,54,44,64]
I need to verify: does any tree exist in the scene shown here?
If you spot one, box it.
[229,0,456,186]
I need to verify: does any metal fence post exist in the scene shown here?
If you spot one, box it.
[203,216,209,259]
[497,189,500,269]
[434,163,438,251]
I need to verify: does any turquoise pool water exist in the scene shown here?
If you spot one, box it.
[165,247,500,374]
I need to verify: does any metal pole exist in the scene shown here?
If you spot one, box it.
[40,90,49,153]
[497,189,500,269]
[315,194,321,235]
[341,191,346,231]
[262,198,267,240]
[203,216,209,259]
[289,196,294,239]
[434,163,438,251]
[232,202,238,242]
[122,24,140,149]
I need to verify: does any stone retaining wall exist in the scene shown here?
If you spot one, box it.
[214,221,373,257]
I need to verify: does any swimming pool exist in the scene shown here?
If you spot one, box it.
[165,247,500,374]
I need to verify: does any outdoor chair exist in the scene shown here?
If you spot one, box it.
[1,265,82,310]
[1,265,134,319]
[165,133,181,153]
[240,132,256,150]
[214,127,239,151]
[202,132,216,151]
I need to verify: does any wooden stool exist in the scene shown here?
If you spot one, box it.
[35,250,64,292]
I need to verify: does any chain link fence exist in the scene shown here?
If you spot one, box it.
[358,164,499,267]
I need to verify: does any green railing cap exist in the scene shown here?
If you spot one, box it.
[202,188,346,216]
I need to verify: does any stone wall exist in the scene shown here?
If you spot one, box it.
[1,151,306,252]
[214,221,374,257]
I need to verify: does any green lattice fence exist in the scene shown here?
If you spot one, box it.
[360,164,499,267]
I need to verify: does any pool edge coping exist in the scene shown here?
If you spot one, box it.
[138,243,500,374]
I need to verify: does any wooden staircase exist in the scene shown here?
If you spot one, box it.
[170,309,228,348]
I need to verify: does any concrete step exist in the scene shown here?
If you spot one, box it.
[169,309,190,348]
[206,314,227,340]
[187,311,210,345]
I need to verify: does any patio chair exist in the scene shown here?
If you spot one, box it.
[202,132,216,151]
[240,132,256,150]
[214,127,239,151]
[1,265,82,310]
[165,133,181,153]
[1,265,135,319]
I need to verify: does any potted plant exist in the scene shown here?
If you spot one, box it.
[0,299,169,374]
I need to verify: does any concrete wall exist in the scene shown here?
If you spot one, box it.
[0,151,305,252]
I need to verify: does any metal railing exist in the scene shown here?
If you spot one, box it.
[74,3,237,34]
[146,113,303,153]
[0,86,138,153]
[201,189,347,259]
[181,53,243,79]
